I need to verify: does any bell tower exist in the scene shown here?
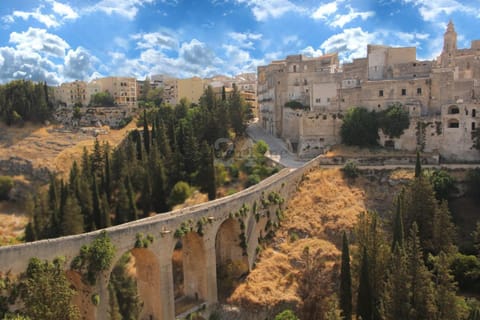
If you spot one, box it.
[441,20,457,67]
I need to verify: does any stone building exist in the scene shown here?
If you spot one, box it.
[258,21,480,161]
[54,80,89,107]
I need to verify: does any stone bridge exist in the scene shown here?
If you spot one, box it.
[0,157,321,320]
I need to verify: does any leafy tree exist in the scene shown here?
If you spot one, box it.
[450,253,480,293]
[378,104,410,138]
[340,107,379,147]
[19,257,79,320]
[424,169,457,201]
[90,91,115,107]
[340,232,352,320]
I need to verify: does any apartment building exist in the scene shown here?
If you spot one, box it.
[258,21,480,161]
[54,80,88,107]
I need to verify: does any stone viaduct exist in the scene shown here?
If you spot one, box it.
[0,157,321,320]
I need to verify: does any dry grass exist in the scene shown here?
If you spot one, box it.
[229,167,409,310]
[0,202,28,245]
[0,119,138,180]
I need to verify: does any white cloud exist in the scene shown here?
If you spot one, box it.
[179,39,222,73]
[3,1,80,28]
[320,27,377,61]
[330,6,374,28]
[403,0,477,21]
[311,1,339,20]
[0,46,61,84]
[9,27,70,58]
[229,31,263,49]
[235,0,305,21]
[89,0,155,20]
[300,46,323,57]
[63,47,97,80]
[132,31,179,51]
[6,6,60,28]
[48,0,79,21]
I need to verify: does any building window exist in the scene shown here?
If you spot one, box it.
[417,88,422,95]
[293,65,297,72]
[401,89,406,96]
[473,109,477,117]
[315,98,321,103]
[448,119,459,128]
[379,90,384,97]
[448,105,460,114]
[472,122,476,131]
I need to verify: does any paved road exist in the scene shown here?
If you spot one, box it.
[246,121,306,168]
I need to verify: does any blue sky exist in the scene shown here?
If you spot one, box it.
[0,0,480,85]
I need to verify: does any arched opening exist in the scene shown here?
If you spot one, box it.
[131,248,163,319]
[448,105,460,114]
[215,218,249,301]
[172,232,207,316]
[448,119,460,128]
[108,252,143,320]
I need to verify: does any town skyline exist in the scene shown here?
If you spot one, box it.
[1,0,480,85]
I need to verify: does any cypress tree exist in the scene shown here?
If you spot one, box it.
[61,192,84,236]
[434,252,462,320]
[392,193,405,250]
[357,247,373,320]
[383,244,410,320]
[340,231,352,320]
[91,177,101,230]
[432,200,456,255]
[143,109,150,154]
[115,181,129,225]
[100,192,111,228]
[406,223,436,320]
[91,138,104,177]
[104,149,112,201]
[125,175,138,222]
[139,173,152,218]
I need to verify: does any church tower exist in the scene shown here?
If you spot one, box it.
[441,20,457,67]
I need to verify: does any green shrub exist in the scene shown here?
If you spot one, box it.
[168,181,192,206]
[246,174,261,187]
[342,161,359,179]
[450,253,480,293]
[0,176,13,201]
[275,309,299,320]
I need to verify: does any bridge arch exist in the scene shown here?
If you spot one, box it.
[215,218,249,300]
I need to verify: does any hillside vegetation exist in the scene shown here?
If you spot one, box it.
[228,168,405,313]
